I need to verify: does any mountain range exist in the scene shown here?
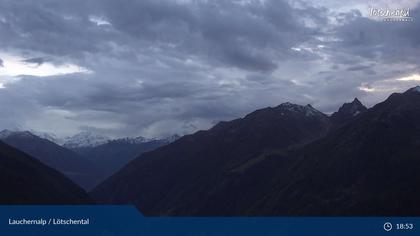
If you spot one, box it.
[92,86,420,216]
[0,130,179,190]
[62,131,110,149]
[249,87,420,215]
[2,86,420,214]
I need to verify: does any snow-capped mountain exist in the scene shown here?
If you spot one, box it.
[111,136,153,144]
[63,131,110,149]
[161,134,181,143]
[277,102,326,117]
[0,129,63,144]
[274,102,325,117]
[0,129,15,139]
[87,134,181,146]
[31,130,63,144]
[0,130,40,139]
[1,128,180,149]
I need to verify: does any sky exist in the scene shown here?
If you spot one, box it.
[0,0,420,138]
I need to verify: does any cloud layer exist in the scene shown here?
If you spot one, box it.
[0,0,419,138]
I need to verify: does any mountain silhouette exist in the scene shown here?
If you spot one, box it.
[330,98,367,126]
[0,141,90,204]
[91,102,331,215]
[92,87,420,215]
[0,131,101,190]
[250,87,420,215]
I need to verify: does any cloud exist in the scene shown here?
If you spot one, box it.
[0,0,419,138]
[397,74,420,81]
[0,52,91,78]
[22,57,47,67]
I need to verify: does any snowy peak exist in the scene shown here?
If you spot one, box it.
[111,136,152,144]
[0,129,14,139]
[162,134,181,143]
[1,128,180,149]
[0,130,37,139]
[63,131,110,148]
[109,134,180,145]
[276,102,325,117]
[304,104,325,117]
[0,129,62,144]
[31,131,62,144]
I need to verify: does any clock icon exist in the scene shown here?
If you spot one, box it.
[384,222,393,232]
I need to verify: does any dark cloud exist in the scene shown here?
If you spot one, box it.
[92,0,325,72]
[0,58,3,67]
[22,57,47,66]
[0,0,328,71]
[332,6,420,66]
[0,0,419,138]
